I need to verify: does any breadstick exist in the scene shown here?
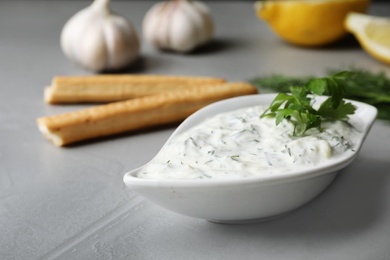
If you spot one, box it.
[45,75,226,104]
[37,82,257,146]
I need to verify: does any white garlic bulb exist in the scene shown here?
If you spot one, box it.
[61,0,140,72]
[143,0,214,53]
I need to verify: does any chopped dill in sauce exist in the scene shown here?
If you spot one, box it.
[138,105,362,180]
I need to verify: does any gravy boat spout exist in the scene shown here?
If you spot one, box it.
[123,94,377,223]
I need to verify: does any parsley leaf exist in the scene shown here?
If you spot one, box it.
[260,71,356,136]
[318,99,356,120]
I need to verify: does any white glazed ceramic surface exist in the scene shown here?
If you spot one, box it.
[123,94,377,223]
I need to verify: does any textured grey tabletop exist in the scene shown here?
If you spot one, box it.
[1,1,390,259]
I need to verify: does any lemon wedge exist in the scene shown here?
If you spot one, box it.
[255,0,370,47]
[345,12,390,65]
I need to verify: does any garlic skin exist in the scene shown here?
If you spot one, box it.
[61,0,140,72]
[143,0,214,53]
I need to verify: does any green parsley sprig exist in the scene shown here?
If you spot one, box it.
[250,68,390,121]
[260,71,356,136]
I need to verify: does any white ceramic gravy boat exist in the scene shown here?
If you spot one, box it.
[123,94,377,223]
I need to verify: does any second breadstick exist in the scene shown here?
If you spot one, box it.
[37,82,257,146]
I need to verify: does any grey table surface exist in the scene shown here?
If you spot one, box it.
[1,1,390,259]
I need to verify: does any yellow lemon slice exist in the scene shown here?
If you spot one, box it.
[255,0,370,47]
[345,12,390,65]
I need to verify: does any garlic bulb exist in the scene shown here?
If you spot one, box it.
[61,0,140,72]
[143,0,214,53]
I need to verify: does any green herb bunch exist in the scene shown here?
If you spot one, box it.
[260,71,356,136]
[251,68,390,121]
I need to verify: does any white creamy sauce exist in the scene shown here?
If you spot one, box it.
[138,105,362,180]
